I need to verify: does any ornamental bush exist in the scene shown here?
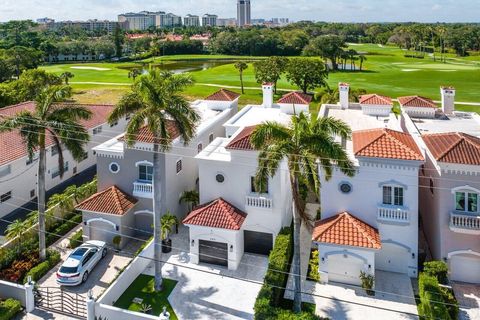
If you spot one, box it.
[418,273,451,320]
[0,298,22,320]
[23,249,61,283]
[423,261,449,285]
[69,229,83,249]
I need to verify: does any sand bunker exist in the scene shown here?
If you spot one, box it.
[71,66,111,71]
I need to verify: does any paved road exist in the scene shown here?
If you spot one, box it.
[0,166,96,237]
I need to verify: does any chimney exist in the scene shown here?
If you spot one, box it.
[339,83,350,109]
[262,83,273,108]
[441,86,455,115]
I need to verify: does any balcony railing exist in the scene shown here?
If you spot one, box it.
[246,194,273,209]
[450,212,480,235]
[377,206,409,223]
[133,181,153,199]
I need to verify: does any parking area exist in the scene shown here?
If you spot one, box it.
[452,282,480,320]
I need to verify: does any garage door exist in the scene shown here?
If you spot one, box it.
[327,254,363,286]
[376,243,409,274]
[199,240,228,267]
[450,254,480,283]
[135,213,153,237]
[88,221,116,244]
[244,231,273,255]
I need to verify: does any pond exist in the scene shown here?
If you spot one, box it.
[121,59,245,74]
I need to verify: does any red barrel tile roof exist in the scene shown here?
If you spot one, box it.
[205,89,240,101]
[0,102,114,166]
[353,128,424,161]
[422,132,480,165]
[398,96,437,109]
[119,120,180,144]
[225,126,257,151]
[76,186,137,215]
[277,92,312,105]
[312,212,381,249]
[182,198,247,230]
[359,94,393,106]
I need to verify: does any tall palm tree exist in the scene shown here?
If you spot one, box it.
[108,70,199,291]
[60,72,74,85]
[359,55,367,71]
[179,190,200,212]
[0,85,92,260]
[48,192,74,218]
[234,61,248,94]
[251,113,355,313]
[6,219,26,252]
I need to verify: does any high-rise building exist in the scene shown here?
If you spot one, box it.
[237,0,251,27]
[118,11,183,30]
[202,14,218,27]
[45,19,127,33]
[184,14,200,27]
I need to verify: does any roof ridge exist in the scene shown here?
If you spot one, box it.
[436,133,480,161]
[111,187,124,214]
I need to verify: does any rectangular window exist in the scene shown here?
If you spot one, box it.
[176,160,182,174]
[80,152,88,162]
[51,162,69,179]
[394,187,404,206]
[139,165,153,182]
[197,143,203,154]
[0,165,11,178]
[30,189,35,198]
[382,186,404,206]
[468,193,478,212]
[455,192,466,211]
[93,126,102,135]
[110,121,118,127]
[0,191,12,203]
[382,186,392,205]
[456,192,479,213]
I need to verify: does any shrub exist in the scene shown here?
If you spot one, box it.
[307,250,320,282]
[359,271,375,296]
[440,286,459,320]
[113,235,121,250]
[418,273,451,320]
[424,261,449,285]
[0,298,22,320]
[23,249,61,283]
[69,229,83,249]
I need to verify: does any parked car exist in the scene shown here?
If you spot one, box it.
[56,240,107,286]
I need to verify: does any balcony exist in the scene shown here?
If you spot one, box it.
[450,212,480,235]
[133,181,153,199]
[246,194,273,210]
[377,206,410,224]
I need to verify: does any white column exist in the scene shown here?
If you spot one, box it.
[24,280,35,313]
[86,292,95,320]
[339,83,350,109]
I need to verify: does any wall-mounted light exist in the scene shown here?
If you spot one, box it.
[443,257,447,262]
[368,264,371,270]
[230,245,233,252]
[321,257,325,263]
[191,240,195,247]
[412,253,415,259]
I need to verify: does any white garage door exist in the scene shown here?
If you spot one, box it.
[89,221,116,244]
[327,254,363,286]
[450,254,480,284]
[376,243,409,274]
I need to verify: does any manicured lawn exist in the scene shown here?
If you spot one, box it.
[113,274,178,319]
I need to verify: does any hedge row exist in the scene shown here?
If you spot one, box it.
[0,298,22,320]
[69,229,83,249]
[254,227,322,320]
[46,213,82,246]
[23,249,61,284]
[418,272,459,320]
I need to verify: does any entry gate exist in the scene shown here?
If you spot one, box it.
[35,287,87,319]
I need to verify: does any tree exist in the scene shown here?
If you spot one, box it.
[179,190,200,212]
[47,192,74,218]
[358,55,367,71]
[303,35,347,71]
[128,68,142,80]
[113,25,124,58]
[251,113,355,313]
[108,70,199,291]
[285,58,328,94]
[253,57,288,94]
[60,72,74,85]
[0,85,92,260]
[234,61,248,94]
[6,219,26,252]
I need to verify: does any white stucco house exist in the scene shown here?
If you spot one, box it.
[182,85,312,270]
[0,101,128,220]
[403,86,480,284]
[312,83,424,286]
[75,89,240,248]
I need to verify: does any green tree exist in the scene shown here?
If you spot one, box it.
[108,70,199,291]
[253,56,288,94]
[0,85,92,260]
[5,69,63,105]
[179,190,200,212]
[285,58,328,94]
[113,25,124,58]
[358,55,367,71]
[47,192,74,218]
[303,35,347,71]
[60,72,74,85]
[6,219,26,252]
[5,46,44,77]
[234,61,248,94]
[251,113,355,313]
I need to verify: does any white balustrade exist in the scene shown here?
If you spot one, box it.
[377,206,409,223]
[246,195,273,209]
[450,213,480,232]
[133,181,153,199]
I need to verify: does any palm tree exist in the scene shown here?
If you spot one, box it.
[0,85,92,260]
[47,192,74,218]
[60,72,74,85]
[179,190,199,212]
[6,219,26,252]
[234,61,248,94]
[108,70,199,291]
[359,55,367,71]
[251,113,355,313]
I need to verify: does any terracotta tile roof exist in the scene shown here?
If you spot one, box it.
[422,132,480,165]
[225,126,256,151]
[277,92,312,105]
[76,186,137,215]
[353,128,424,161]
[119,120,180,144]
[0,102,114,166]
[312,212,381,249]
[182,198,247,230]
[205,89,240,101]
[398,96,437,109]
[359,94,393,106]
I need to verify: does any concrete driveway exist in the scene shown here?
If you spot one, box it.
[38,236,143,299]
[286,271,418,319]
[452,282,480,320]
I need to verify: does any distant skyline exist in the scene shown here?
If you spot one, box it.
[1,0,479,23]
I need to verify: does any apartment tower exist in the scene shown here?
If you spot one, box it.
[237,0,251,27]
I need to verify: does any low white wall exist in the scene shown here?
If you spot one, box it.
[403,107,435,119]
[95,303,159,320]
[0,280,26,306]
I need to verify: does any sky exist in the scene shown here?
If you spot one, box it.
[1,0,479,23]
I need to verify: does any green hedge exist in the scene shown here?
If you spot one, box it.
[23,249,61,284]
[69,229,83,249]
[0,298,22,320]
[423,261,449,285]
[418,273,451,320]
[46,213,82,246]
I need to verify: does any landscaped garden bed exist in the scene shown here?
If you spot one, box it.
[0,298,22,320]
[113,274,178,319]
